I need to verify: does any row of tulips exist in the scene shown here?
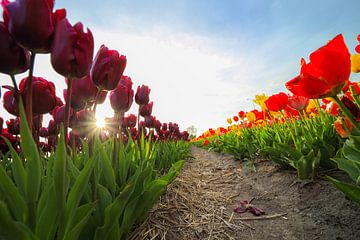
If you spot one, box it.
[0,0,191,239]
[195,34,360,204]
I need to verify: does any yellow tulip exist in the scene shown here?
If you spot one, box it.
[351,54,360,73]
[306,99,317,113]
[227,118,232,124]
[253,94,268,111]
[246,111,256,122]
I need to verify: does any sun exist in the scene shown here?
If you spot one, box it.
[96,117,106,128]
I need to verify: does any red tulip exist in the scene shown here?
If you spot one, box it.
[265,92,288,112]
[3,0,65,53]
[19,77,57,115]
[51,18,94,79]
[135,85,150,105]
[109,75,134,112]
[233,116,239,122]
[356,35,360,54]
[91,45,127,91]
[287,95,309,111]
[3,90,19,116]
[286,34,350,99]
[139,101,153,117]
[0,22,29,74]
[123,114,137,128]
[238,111,245,119]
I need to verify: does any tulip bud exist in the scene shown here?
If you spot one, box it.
[47,120,58,136]
[51,18,94,79]
[135,85,150,105]
[109,76,134,112]
[19,77,57,115]
[139,101,153,117]
[0,22,30,75]
[91,45,127,91]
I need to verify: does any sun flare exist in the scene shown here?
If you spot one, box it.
[96,117,106,128]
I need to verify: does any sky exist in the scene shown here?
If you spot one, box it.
[1,0,360,135]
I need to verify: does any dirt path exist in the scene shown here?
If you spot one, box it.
[129,147,360,240]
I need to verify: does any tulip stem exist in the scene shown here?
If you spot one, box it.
[92,88,101,114]
[10,74,19,96]
[25,52,36,134]
[64,78,73,144]
[331,95,360,131]
[350,85,360,109]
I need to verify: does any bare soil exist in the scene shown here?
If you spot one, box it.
[129,146,360,240]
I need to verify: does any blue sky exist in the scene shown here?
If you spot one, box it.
[1,0,360,134]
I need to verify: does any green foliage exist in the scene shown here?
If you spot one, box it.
[0,103,191,239]
[329,133,360,205]
[199,113,342,179]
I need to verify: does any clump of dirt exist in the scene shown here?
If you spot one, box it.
[129,147,360,240]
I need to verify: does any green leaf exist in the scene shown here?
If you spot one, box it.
[332,157,360,182]
[63,202,97,240]
[0,201,37,240]
[343,140,360,162]
[65,147,97,234]
[94,183,135,240]
[35,184,58,240]
[327,176,360,205]
[98,141,116,192]
[0,165,27,222]
[53,125,68,237]
[18,100,42,204]
[2,137,27,197]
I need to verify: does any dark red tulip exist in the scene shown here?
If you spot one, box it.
[139,101,153,117]
[6,118,20,135]
[51,18,94,79]
[0,22,29,74]
[19,77,57,115]
[91,45,127,91]
[0,130,19,153]
[3,0,64,53]
[123,114,137,128]
[95,90,107,104]
[69,75,97,103]
[3,90,19,116]
[144,116,156,128]
[154,119,161,131]
[52,105,75,124]
[286,34,350,99]
[47,119,58,136]
[109,76,134,112]
[135,85,150,105]
[63,89,85,111]
[39,127,48,138]
[161,123,167,131]
[265,92,289,112]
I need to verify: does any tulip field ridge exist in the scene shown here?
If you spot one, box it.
[1,1,360,239]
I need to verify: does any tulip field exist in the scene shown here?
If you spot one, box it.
[194,34,360,204]
[1,0,360,239]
